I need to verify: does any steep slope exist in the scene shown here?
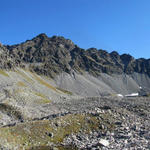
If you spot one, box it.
[55,72,141,96]
[0,68,75,126]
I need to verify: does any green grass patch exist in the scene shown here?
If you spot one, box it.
[31,73,58,93]
[28,145,78,150]
[0,112,116,149]
[34,92,51,104]
[0,70,9,77]
[56,87,73,95]
[16,70,34,83]
[39,99,51,104]
[17,81,26,87]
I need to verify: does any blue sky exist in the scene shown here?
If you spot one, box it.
[0,0,150,58]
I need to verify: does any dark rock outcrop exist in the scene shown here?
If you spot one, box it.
[0,44,18,69]
[0,33,149,77]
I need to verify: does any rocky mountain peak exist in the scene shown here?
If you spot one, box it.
[37,33,48,38]
[110,51,119,57]
[120,54,134,63]
[0,33,149,77]
[35,33,48,39]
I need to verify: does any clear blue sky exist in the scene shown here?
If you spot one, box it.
[0,0,150,58]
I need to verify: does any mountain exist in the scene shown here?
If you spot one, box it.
[4,33,150,77]
[0,33,149,96]
[0,34,150,149]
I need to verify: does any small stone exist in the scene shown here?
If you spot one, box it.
[128,132,132,136]
[99,139,109,147]
[102,105,111,110]
[108,110,111,114]
[124,140,128,144]
[99,124,105,130]
[46,132,53,137]
[111,132,114,136]
[115,121,122,126]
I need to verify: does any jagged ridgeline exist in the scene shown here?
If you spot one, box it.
[1,33,150,78]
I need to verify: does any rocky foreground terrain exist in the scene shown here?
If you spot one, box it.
[0,96,150,150]
[0,34,150,149]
